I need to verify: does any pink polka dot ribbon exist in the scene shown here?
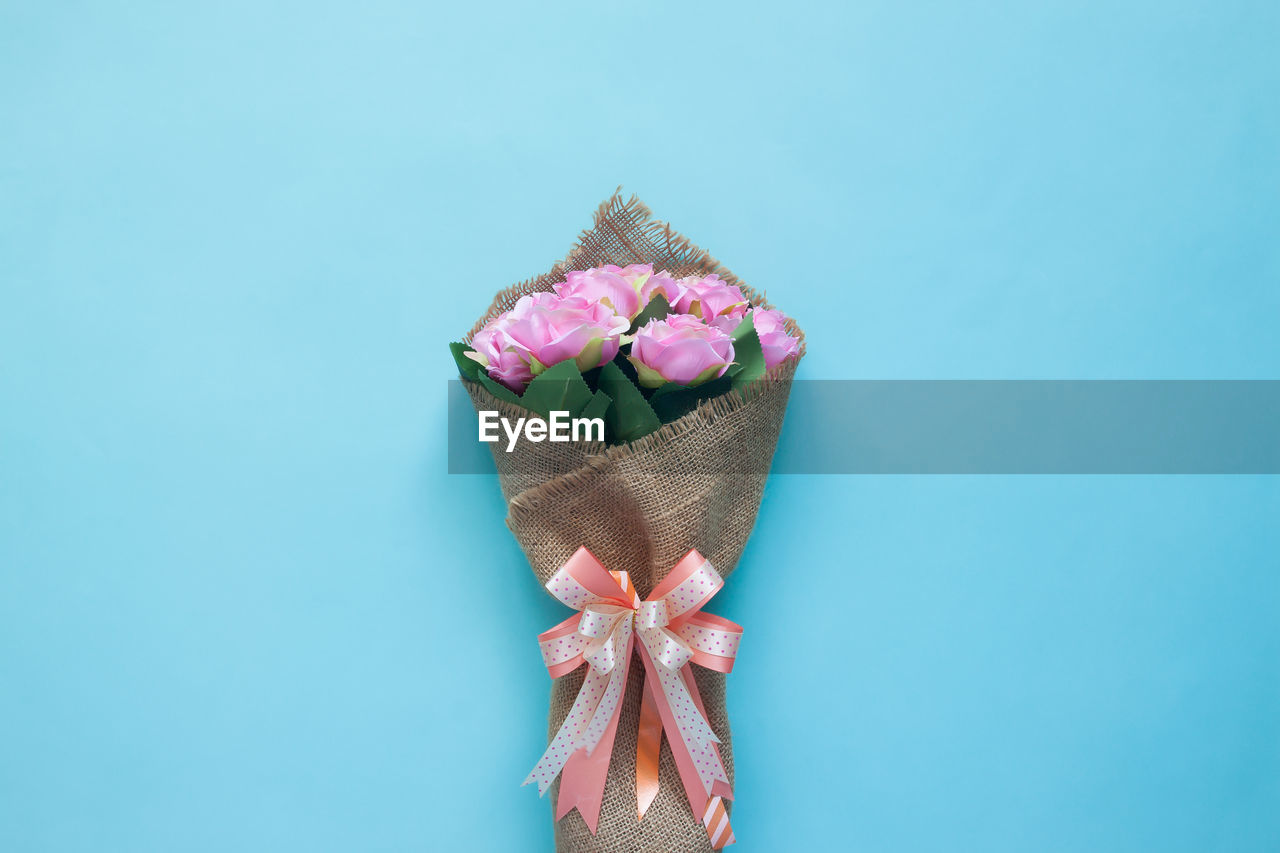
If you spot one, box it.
[522,547,742,848]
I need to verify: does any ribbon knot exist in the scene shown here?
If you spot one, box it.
[523,547,742,849]
[636,599,668,629]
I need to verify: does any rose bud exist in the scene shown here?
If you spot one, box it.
[627,314,736,388]
[749,307,801,369]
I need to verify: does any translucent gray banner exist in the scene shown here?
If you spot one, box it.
[447,380,1280,474]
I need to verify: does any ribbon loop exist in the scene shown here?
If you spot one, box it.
[638,625,695,671]
[581,622,627,675]
[579,603,630,640]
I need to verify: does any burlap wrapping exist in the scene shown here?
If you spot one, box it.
[461,192,805,852]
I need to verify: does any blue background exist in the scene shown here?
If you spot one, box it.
[2,1,1278,851]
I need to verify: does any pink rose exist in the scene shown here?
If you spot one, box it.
[639,270,688,308]
[468,293,628,391]
[706,312,744,335]
[671,274,748,321]
[554,264,650,320]
[749,308,800,369]
[605,263,653,287]
[627,314,735,388]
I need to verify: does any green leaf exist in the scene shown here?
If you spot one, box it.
[726,313,766,390]
[598,360,662,443]
[476,372,521,405]
[647,375,731,423]
[625,355,669,389]
[449,341,483,380]
[647,381,683,403]
[580,389,612,426]
[611,351,642,384]
[628,293,671,334]
[518,359,594,419]
[580,364,603,392]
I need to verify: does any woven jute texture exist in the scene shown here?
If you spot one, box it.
[461,192,805,852]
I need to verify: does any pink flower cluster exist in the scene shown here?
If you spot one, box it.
[467,264,799,392]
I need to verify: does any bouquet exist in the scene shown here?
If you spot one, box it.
[450,192,805,852]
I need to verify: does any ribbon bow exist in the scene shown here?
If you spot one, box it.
[523,547,742,849]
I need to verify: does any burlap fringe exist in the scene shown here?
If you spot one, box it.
[464,188,801,346]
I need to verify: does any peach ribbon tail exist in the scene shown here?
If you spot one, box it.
[636,640,737,849]
[638,668,733,848]
[635,675,663,820]
[554,662,628,834]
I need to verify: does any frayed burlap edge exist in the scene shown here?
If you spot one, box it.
[463,189,803,348]
[506,356,799,520]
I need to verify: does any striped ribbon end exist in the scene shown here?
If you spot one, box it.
[702,796,735,849]
[610,570,638,607]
